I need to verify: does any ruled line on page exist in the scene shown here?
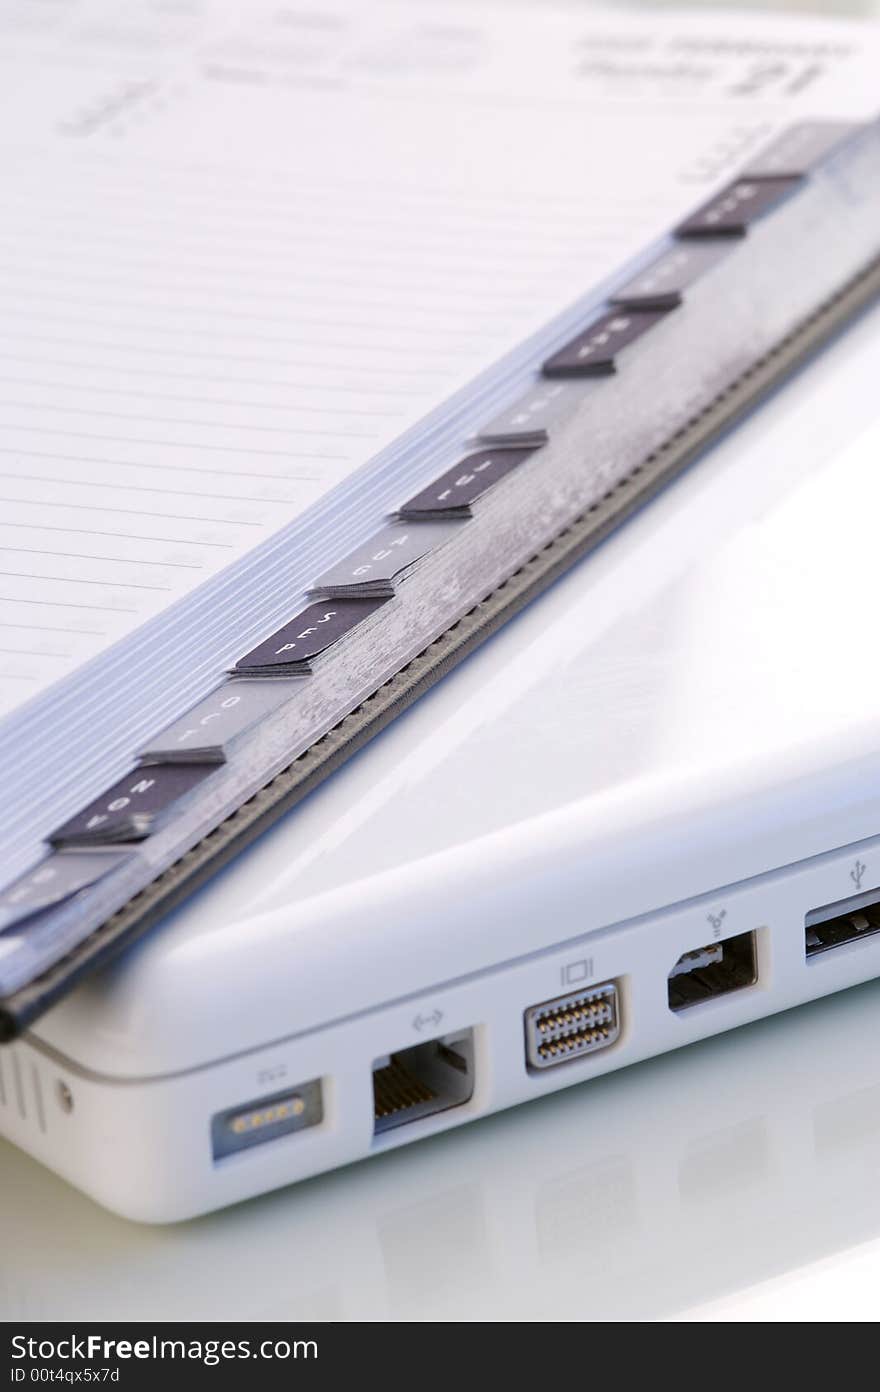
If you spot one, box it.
[0,242,570,301]
[0,648,72,657]
[0,474,314,504]
[0,169,596,221]
[0,378,406,416]
[0,200,594,258]
[0,597,138,612]
[0,447,325,481]
[0,288,496,339]
[0,279,523,328]
[0,572,173,591]
[0,260,533,309]
[0,360,436,396]
[0,408,382,443]
[0,329,455,373]
[0,623,106,634]
[0,224,553,284]
[6,151,606,209]
[0,308,470,356]
[0,548,204,568]
[0,425,360,458]
[0,161,623,208]
[0,232,553,291]
[0,523,233,547]
[0,499,267,524]
[0,236,562,290]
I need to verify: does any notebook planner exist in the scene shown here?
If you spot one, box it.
[0,0,879,1033]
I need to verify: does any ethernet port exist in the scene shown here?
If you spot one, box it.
[372,1029,475,1137]
[667,931,757,1012]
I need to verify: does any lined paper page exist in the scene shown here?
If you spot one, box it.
[0,154,579,710]
[0,0,878,885]
[0,147,658,711]
[1,0,877,717]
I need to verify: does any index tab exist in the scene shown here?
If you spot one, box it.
[50,764,216,847]
[477,380,587,446]
[676,176,802,238]
[0,849,133,934]
[612,240,733,309]
[233,597,389,677]
[138,680,301,765]
[743,121,862,178]
[398,447,537,519]
[542,307,672,378]
[310,520,464,599]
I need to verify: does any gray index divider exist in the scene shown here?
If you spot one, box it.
[398,446,539,519]
[309,518,466,599]
[50,763,217,848]
[232,597,390,677]
[3,116,880,1024]
[743,120,863,178]
[611,240,734,310]
[542,305,674,378]
[675,175,803,238]
[138,679,303,765]
[477,379,592,446]
[0,848,133,935]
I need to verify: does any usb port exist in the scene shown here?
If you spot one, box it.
[806,887,880,958]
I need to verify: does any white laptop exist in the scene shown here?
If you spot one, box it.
[2,282,878,1221]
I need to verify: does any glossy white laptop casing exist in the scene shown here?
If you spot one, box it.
[2,297,879,1222]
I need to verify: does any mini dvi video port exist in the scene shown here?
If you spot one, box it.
[525,981,620,1070]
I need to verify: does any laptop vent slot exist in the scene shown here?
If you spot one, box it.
[0,1048,48,1134]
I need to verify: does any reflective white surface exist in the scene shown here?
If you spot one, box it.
[6,973,880,1320]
